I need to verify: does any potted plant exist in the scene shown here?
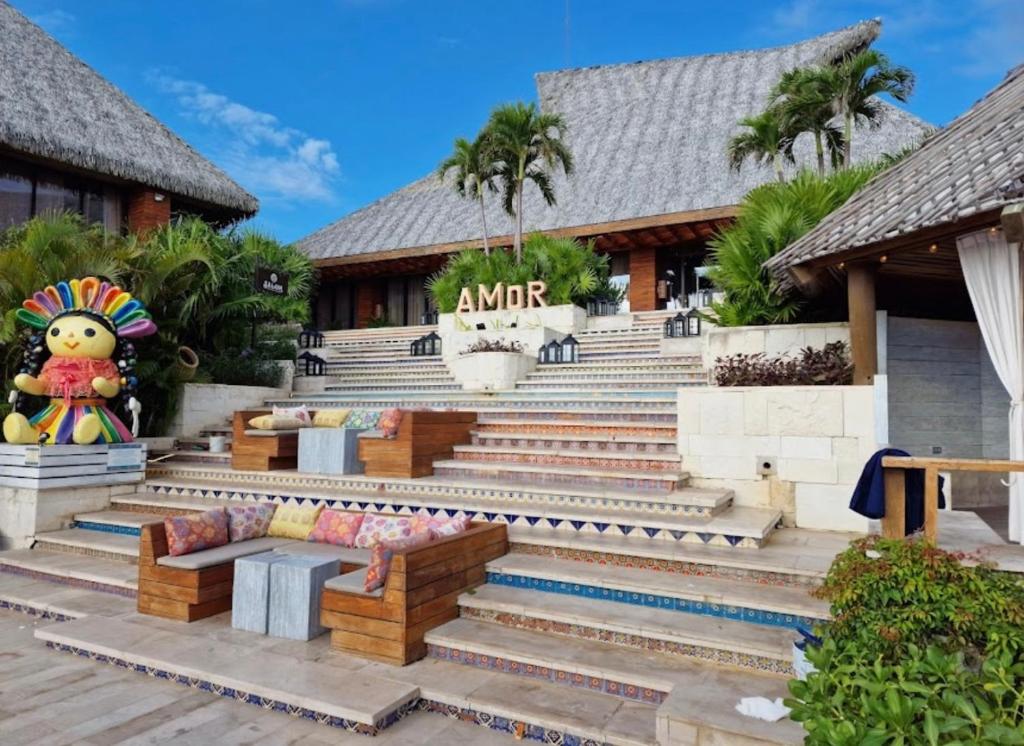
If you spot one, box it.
[448,339,535,391]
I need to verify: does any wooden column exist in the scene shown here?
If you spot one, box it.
[847,263,877,385]
[629,247,657,312]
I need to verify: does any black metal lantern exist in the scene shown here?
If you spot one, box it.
[560,334,579,364]
[298,351,325,376]
[685,309,702,337]
[424,331,442,356]
[410,337,425,356]
[539,340,562,365]
[664,312,686,338]
[420,309,438,325]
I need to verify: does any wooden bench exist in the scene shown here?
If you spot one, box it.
[320,522,507,665]
[231,409,301,471]
[358,410,476,478]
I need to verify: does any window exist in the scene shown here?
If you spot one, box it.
[0,156,124,232]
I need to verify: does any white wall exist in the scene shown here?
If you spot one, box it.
[167,383,288,437]
[704,322,849,368]
[678,385,879,532]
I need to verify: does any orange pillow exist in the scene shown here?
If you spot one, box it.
[377,408,403,438]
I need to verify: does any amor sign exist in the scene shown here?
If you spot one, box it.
[456,282,548,314]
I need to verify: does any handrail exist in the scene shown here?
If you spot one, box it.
[881,456,1024,541]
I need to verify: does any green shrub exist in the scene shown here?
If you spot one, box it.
[200,350,284,388]
[787,537,1024,743]
[427,234,609,313]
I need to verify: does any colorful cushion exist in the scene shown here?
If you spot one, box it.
[429,516,471,539]
[267,504,323,540]
[247,414,306,431]
[273,404,312,426]
[364,529,432,593]
[312,408,351,428]
[354,514,415,548]
[377,408,403,438]
[164,508,229,557]
[226,503,277,542]
[345,409,380,429]
[308,509,364,547]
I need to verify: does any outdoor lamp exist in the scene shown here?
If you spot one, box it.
[539,340,561,364]
[685,309,702,337]
[665,312,686,338]
[424,331,442,356]
[560,334,580,364]
[410,337,423,356]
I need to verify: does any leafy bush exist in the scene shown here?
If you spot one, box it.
[787,537,1024,744]
[427,234,609,313]
[460,339,524,354]
[366,314,394,328]
[200,350,284,388]
[714,341,852,386]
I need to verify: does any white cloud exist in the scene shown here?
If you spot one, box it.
[147,71,340,202]
[32,8,76,36]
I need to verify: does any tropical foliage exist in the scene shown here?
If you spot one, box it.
[427,234,608,313]
[727,111,795,183]
[787,537,1024,744]
[707,164,883,326]
[438,132,499,255]
[0,213,314,435]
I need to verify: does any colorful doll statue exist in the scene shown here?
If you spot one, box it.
[2,277,157,445]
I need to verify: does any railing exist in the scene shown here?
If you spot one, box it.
[881,456,1024,542]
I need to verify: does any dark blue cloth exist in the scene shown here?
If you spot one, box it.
[850,448,945,535]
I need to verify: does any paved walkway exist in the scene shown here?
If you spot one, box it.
[0,610,512,746]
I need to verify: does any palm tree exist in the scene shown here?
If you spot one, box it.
[438,132,498,255]
[727,110,796,183]
[824,49,915,167]
[770,68,845,177]
[487,102,573,263]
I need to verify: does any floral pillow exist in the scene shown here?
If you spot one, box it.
[272,404,312,426]
[364,529,432,593]
[345,409,380,429]
[377,408,403,438]
[308,509,364,547]
[165,508,229,556]
[226,503,277,542]
[354,514,414,548]
[429,516,471,540]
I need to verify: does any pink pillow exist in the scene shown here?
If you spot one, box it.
[226,503,276,542]
[308,509,364,547]
[354,514,415,548]
[429,516,471,540]
[364,529,431,593]
[164,508,228,556]
[377,408,403,438]
[272,404,311,426]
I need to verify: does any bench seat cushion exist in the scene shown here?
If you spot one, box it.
[273,543,372,565]
[323,568,382,598]
[156,536,294,570]
[243,429,290,438]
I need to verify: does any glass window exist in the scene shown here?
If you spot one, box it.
[35,174,80,216]
[0,168,32,229]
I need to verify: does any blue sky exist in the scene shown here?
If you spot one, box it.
[13,0,1023,243]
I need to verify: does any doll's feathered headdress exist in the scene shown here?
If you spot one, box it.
[14,277,157,338]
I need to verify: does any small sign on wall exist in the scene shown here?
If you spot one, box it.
[255,268,289,296]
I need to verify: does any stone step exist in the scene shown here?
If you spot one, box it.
[526,370,703,381]
[324,371,453,381]
[452,444,683,472]
[470,431,678,451]
[458,584,795,676]
[35,616,422,733]
[33,527,139,563]
[427,618,804,744]
[485,553,829,628]
[432,458,686,491]
[0,547,138,594]
[73,509,166,536]
[274,397,679,416]
[176,435,233,449]
[476,418,677,434]
[547,358,700,370]
[149,449,233,466]
[0,567,137,618]
[517,380,704,390]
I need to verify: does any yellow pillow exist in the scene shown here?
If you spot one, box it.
[312,409,351,428]
[267,504,323,539]
[248,414,306,430]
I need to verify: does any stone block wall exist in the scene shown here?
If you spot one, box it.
[167,383,289,437]
[678,385,880,532]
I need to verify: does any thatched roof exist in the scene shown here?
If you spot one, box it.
[766,64,1024,289]
[0,1,258,217]
[300,19,930,264]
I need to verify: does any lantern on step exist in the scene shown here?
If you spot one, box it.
[420,309,438,325]
[685,308,702,337]
[664,312,687,338]
[423,331,442,356]
[410,336,425,357]
[539,339,562,365]
[560,334,580,364]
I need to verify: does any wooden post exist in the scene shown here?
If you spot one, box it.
[881,468,906,539]
[923,467,939,543]
[847,263,877,385]
[629,248,658,312]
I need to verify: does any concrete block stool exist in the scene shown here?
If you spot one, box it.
[297,427,368,475]
[232,551,289,634]
[268,555,341,640]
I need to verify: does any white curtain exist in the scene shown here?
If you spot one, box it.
[957,227,1024,543]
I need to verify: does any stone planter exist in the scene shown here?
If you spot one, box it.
[449,351,536,392]
[439,304,585,361]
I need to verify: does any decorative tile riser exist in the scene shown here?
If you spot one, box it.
[433,465,680,491]
[324,385,462,392]
[139,486,766,545]
[475,424,676,438]
[525,374,703,382]
[143,469,693,516]
[72,521,141,537]
[453,451,681,472]
[470,436,677,454]
[508,542,820,588]
[478,410,676,423]
[279,399,678,414]
[33,541,137,564]
[517,382,701,390]
[43,642,416,735]
[427,643,667,704]
[418,699,607,746]
[460,607,791,677]
[0,564,135,597]
[0,598,75,621]
[486,572,824,630]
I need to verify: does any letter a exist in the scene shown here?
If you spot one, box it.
[456,287,475,314]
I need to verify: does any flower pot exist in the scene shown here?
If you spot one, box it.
[176,346,200,381]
